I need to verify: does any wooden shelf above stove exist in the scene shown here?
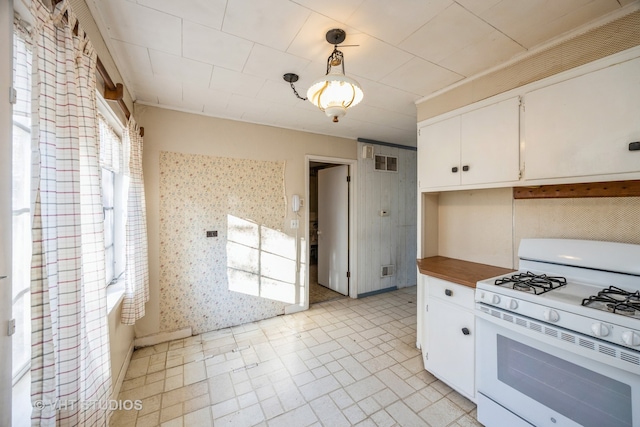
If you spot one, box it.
[513,180,640,199]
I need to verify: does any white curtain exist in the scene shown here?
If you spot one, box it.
[121,117,149,325]
[30,1,111,425]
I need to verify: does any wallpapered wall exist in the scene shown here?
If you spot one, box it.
[159,151,290,334]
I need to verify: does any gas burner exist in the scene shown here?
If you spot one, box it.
[495,271,567,295]
[582,286,640,317]
[513,283,533,292]
[606,303,637,316]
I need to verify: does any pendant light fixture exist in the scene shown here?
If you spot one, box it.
[284,29,363,123]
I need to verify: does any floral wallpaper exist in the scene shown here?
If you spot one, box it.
[159,151,289,334]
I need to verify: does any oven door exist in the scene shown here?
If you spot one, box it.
[476,306,640,427]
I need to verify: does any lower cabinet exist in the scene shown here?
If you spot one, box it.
[421,275,476,401]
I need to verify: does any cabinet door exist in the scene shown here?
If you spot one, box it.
[460,97,520,185]
[418,116,461,189]
[524,56,640,180]
[426,299,475,399]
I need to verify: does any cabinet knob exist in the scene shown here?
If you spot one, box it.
[462,165,470,172]
[462,327,470,335]
[444,289,453,297]
[451,166,458,173]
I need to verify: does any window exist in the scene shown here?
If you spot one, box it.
[12,24,32,384]
[97,105,126,286]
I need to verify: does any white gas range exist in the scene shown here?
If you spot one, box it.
[475,239,640,427]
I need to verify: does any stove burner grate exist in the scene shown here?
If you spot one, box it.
[582,286,640,316]
[494,271,567,295]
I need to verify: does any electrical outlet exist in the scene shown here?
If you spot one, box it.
[290,219,299,229]
[206,230,218,237]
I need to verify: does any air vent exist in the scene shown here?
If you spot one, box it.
[579,338,595,350]
[530,323,542,333]
[545,328,558,338]
[516,318,527,327]
[503,314,514,323]
[599,345,616,358]
[380,265,395,277]
[374,155,398,172]
[561,333,576,344]
[621,352,640,365]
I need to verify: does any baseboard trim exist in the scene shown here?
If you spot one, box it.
[134,327,193,348]
[112,340,134,401]
[358,286,398,298]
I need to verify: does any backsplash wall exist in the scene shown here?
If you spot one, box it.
[159,151,288,334]
[513,196,640,268]
[434,190,640,269]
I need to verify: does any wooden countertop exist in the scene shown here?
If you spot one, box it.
[417,256,515,289]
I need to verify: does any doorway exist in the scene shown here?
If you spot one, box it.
[306,156,358,305]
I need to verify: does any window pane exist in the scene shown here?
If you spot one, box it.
[102,168,114,207]
[12,213,31,300]
[105,246,114,284]
[11,292,31,379]
[104,209,114,248]
[12,125,31,210]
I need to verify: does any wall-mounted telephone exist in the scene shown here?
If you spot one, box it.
[292,194,300,212]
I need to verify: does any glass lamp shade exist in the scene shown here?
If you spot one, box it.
[306,72,363,122]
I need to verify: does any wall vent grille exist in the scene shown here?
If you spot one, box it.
[380,265,395,277]
[374,155,398,172]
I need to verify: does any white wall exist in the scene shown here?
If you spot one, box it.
[357,142,417,295]
[135,105,357,339]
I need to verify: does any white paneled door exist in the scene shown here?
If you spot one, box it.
[318,165,349,296]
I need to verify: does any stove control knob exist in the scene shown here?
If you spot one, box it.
[505,299,518,310]
[621,331,640,347]
[543,309,559,323]
[492,295,501,305]
[591,323,610,337]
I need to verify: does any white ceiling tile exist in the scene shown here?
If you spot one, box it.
[286,13,362,63]
[438,30,525,77]
[242,44,311,82]
[291,0,365,24]
[96,0,182,55]
[379,57,463,96]
[108,39,153,81]
[136,0,227,30]
[466,0,620,48]
[149,50,213,88]
[223,0,311,50]
[399,3,496,63]
[339,34,414,81]
[358,79,421,116]
[90,0,630,147]
[255,79,306,107]
[346,0,452,45]
[209,67,266,98]
[183,21,254,72]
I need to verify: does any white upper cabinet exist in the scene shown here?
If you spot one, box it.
[418,97,520,191]
[418,115,461,189]
[523,56,640,181]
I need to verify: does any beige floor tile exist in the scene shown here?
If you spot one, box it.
[112,287,486,427]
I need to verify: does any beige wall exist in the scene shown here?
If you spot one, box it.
[135,105,357,338]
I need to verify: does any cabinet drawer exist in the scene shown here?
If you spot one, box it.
[428,277,475,310]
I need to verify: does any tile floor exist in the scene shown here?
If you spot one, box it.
[309,263,345,304]
[110,286,482,427]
